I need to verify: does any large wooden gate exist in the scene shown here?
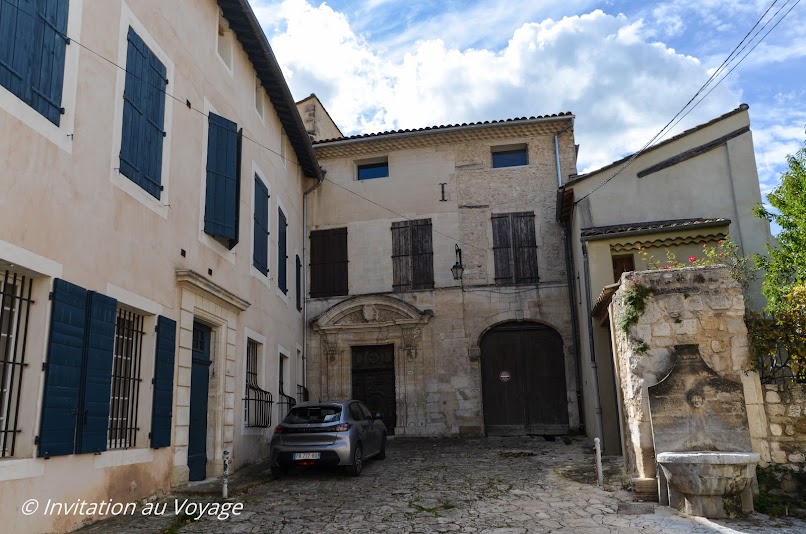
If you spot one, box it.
[351,345,396,434]
[188,322,211,481]
[481,322,569,436]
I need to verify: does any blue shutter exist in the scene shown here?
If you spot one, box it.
[278,207,287,293]
[295,255,302,311]
[30,0,69,125]
[76,292,117,454]
[253,175,269,275]
[205,113,240,244]
[120,27,166,199]
[0,0,68,125]
[38,279,87,457]
[151,315,176,448]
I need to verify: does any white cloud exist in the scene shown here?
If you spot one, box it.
[255,1,743,173]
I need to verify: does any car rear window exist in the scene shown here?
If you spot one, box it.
[283,405,342,424]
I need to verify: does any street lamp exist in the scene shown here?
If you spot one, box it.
[451,244,464,281]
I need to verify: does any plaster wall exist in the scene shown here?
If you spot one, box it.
[0,1,307,531]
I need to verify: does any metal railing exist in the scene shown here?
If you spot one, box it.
[296,384,309,404]
[107,309,145,449]
[244,340,273,428]
[277,379,296,421]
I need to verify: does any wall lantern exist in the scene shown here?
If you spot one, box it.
[451,244,464,281]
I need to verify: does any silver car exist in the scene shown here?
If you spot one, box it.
[269,400,387,477]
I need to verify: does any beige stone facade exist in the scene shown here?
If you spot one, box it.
[0,1,317,532]
[302,98,581,436]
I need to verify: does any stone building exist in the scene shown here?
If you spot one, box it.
[300,95,581,437]
[0,1,318,532]
[557,104,773,454]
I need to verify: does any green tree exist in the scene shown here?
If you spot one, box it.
[754,135,806,311]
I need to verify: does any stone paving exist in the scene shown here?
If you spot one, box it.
[77,436,806,534]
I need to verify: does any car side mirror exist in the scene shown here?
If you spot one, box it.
[373,412,383,420]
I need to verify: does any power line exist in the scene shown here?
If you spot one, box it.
[573,0,798,206]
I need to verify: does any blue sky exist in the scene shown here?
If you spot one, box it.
[250,0,805,203]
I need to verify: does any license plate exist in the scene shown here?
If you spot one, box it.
[293,452,320,460]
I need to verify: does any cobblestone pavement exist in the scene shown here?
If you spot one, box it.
[77,436,806,534]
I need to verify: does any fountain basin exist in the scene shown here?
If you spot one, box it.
[656,451,760,518]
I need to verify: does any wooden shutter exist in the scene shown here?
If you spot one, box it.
[491,214,513,284]
[150,316,176,448]
[295,255,302,311]
[278,207,287,293]
[512,212,538,283]
[391,221,412,291]
[120,27,167,199]
[76,292,117,454]
[309,228,348,298]
[253,176,269,275]
[205,113,239,242]
[411,219,434,289]
[38,279,87,457]
[0,0,68,126]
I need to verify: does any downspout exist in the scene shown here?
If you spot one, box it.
[582,241,605,447]
[554,124,584,429]
[302,168,326,390]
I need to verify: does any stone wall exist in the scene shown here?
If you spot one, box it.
[759,384,806,470]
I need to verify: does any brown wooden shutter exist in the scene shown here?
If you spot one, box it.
[512,212,538,283]
[309,228,348,297]
[391,221,412,291]
[411,219,434,289]
[491,214,513,284]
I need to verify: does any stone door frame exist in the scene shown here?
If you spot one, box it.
[312,295,432,435]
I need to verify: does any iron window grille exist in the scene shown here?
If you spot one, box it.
[0,271,33,458]
[296,384,309,404]
[277,356,296,420]
[244,340,272,427]
[107,309,145,449]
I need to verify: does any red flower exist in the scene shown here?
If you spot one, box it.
[664,265,671,270]
[688,256,697,263]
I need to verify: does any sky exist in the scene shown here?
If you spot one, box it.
[249,0,805,206]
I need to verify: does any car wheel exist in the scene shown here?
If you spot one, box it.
[271,463,285,479]
[377,434,386,460]
[347,444,363,476]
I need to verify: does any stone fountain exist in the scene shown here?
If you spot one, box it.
[648,344,759,518]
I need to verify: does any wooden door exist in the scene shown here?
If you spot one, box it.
[188,322,211,481]
[351,345,396,434]
[481,323,569,436]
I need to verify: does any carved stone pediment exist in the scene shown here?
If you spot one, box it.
[313,295,432,332]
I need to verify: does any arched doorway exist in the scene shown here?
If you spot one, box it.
[480,322,569,436]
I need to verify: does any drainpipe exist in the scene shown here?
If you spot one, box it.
[302,169,326,391]
[582,241,605,449]
[555,125,584,429]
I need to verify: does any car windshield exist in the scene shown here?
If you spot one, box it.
[283,405,342,424]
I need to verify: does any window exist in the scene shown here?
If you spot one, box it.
[244,339,272,428]
[253,175,269,275]
[38,279,176,457]
[277,353,295,420]
[492,145,528,168]
[295,255,302,311]
[309,228,348,297]
[0,270,33,458]
[119,27,168,199]
[107,308,145,449]
[491,212,538,285]
[216,13,232,69]
[278,207,288,293]
[357,160,388,180]
[612,254,635,283]
[391,219,434,291]
[0,0,69,125]
[296,348,307,403]
[205,113,241,249]
[255,81,264,118]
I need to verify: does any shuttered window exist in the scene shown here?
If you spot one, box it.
[253,176,269,275]
[392,219,434,291]
[491,212,538,285]
[278,207,288,294]
[39,280,117,457]
[119,27,167,199]
[205,113,241,249]
[0,0,69,125]
[309,228,348,298]
[295,255,302,311]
